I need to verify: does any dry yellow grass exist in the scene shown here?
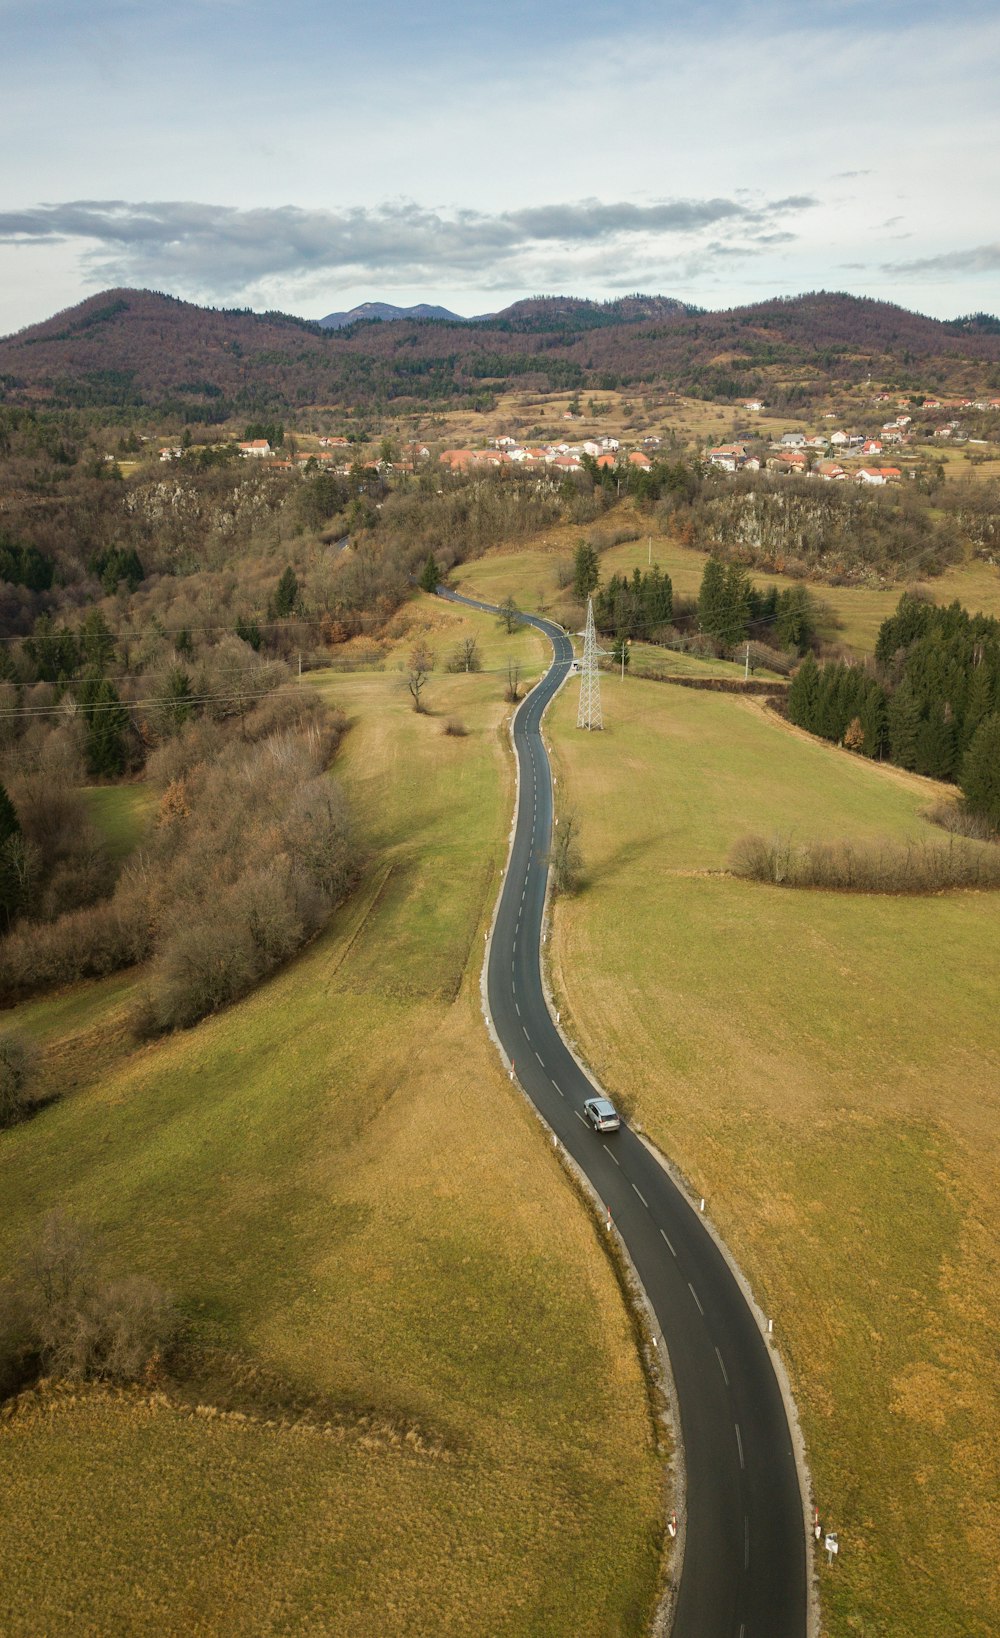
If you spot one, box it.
[0,604,663,1637]
[543,675,1000,1637]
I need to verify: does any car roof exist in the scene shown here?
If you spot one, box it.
[588,1097,617,1113]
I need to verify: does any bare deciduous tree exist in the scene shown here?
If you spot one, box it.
[497,595,520,635]
[549,811,583,893]
[407,643,433,711]
[505,659,522,703]
[446,636,481,674]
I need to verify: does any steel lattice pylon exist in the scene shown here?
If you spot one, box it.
[577,595,604,730]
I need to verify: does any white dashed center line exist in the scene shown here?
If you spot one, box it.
[735,1423,745,1470]
[659,1228,676,1256]
[688,1282,704,1316]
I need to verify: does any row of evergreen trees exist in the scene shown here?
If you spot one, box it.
[593,566,673,638]
[698,557,816,654]
[788,594,1000,824]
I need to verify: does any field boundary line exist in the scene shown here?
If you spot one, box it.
[324,860,395,987]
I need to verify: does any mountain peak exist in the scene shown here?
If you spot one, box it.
[318,300,465,329]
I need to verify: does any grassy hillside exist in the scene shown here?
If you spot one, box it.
[0,602,663,1637]
[454,510,1000,656]
[544,675,999,1638]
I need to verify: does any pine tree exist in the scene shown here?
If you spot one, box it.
[788,652,820,731]
[887,677,921,770]
[418,553,439,594]
[79,676,129,777]
[858,680,889,759]
[80,609,116,673]
[961,658,994,753]
[611,632,630,671]
[721,563,751,649]
[274,566,300,617]
[775,586,816,655]
[572,541,600,600]
[961,712,1000,828]
[163,666,193,732]
[915,703,957,781]
[698,557,727,645]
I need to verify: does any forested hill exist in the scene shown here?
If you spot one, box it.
[0,287,997,416]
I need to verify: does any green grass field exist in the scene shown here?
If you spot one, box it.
[82,783,155,860]
[544,675,1000,1638]
[0,600,663,1637]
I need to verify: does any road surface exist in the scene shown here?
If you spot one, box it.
[441,587,808,1638]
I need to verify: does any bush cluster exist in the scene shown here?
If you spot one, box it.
[0,689,354,1028]
[729,831,1000,893]
[2,1212,175,1389]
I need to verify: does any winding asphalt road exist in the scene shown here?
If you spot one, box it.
[440,588,808,1638]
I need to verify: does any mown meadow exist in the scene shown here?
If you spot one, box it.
[541,671,999,1638]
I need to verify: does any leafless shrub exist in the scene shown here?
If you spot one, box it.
[442,717,468,737]
[150,914,260,1030]
[729,831,1000,893]
[0,1034,39,1127]
[0,900,147,1000]
[924,799,1000,844]
[743,641,796,677]
[6,776,114,922]
[586,525,641,551]
[7,1211,175,1385]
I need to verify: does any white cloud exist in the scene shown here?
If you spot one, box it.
[0,194,816,304]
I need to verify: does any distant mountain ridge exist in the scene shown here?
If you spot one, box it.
[318,300,465,328]
[1,287,997,415]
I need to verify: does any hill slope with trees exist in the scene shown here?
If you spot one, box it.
[1,288,998,415]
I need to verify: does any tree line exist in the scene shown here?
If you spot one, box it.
[788,593,1000,826]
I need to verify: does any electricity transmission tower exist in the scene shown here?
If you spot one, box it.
[577,595,604,730]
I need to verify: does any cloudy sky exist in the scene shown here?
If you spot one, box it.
[1,0,998,334]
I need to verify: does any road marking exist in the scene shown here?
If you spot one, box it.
[659,1228,676,1255]
[574,1109,587,1126]
[735,1423,745,1470]
[522,1025,530,1040]
[603,1145,620,1166]
[514,1000,520,1015]
[739,1626,746,1638]
[534,1051,544,1066]
[553,1084,564,1098]
[715,1346,729,1387]
[632,1184,648,1208]
[744,1516,750,1570]
[688,1282,704,1316]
